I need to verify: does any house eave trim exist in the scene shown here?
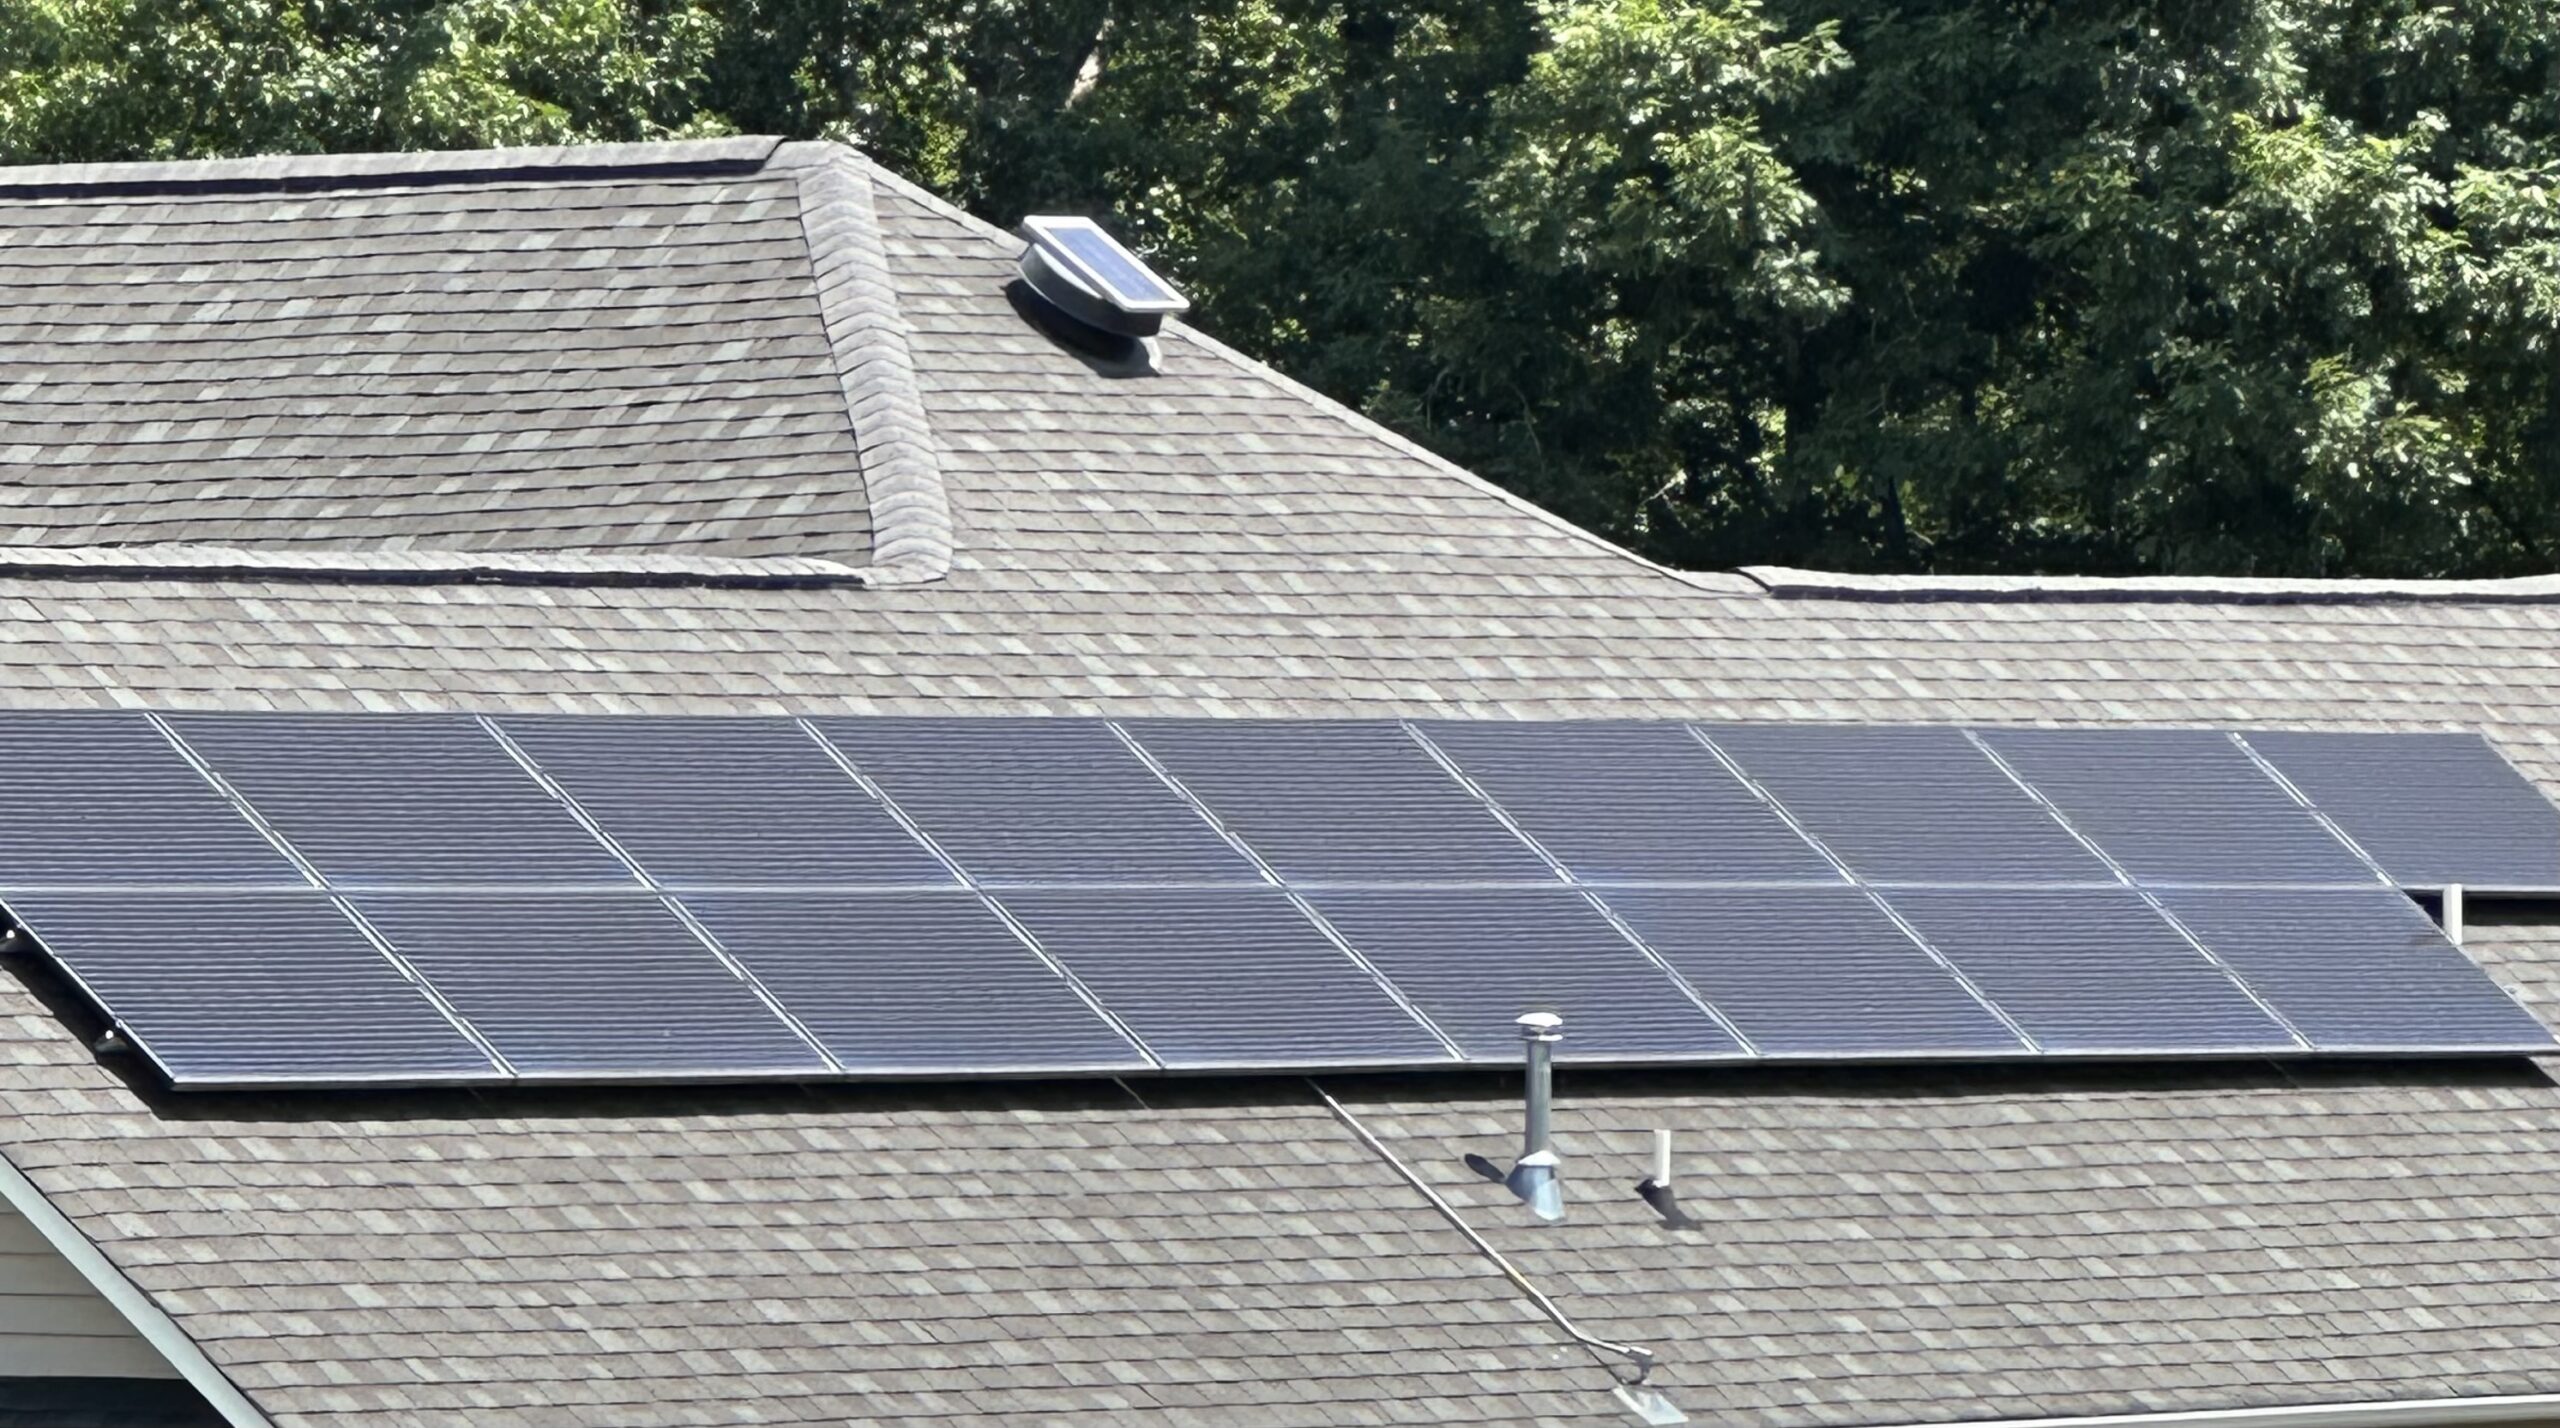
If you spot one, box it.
[1889,1393,2560,1428]
[0,1148,277,1428]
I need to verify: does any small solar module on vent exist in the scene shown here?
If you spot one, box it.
[2155,887,2553,1052]
[1599,886,2025,1055]
[1021,215,1188,311]
[1880,888,2298,1053]
[1301,885,1741,1062]
[5,890,493,1084]
[990,885,1451,1067]
[818,718,1258,885]
[1704,724,2115,885]
[2243,731,2560,892]
[680,891,1146,1072]
[1980,728,2382,886]
[499,717,951,890]
[0,712,301,888]
[350,891,824,1075]
[165,713,635,889]
[1124,720,1557,885]
[1416,720,1839,884]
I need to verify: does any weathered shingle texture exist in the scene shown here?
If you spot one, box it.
[0,138,2558,1428]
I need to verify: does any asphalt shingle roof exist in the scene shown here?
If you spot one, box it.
[0,138,2555,1427]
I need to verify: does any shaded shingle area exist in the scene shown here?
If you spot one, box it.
[0,143,876,559]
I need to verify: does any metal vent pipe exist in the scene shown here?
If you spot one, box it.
[1507,1011,1565,1220]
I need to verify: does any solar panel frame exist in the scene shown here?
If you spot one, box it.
[349,890,828,1077]
[1979,727,2386,887]
[497,716,954,890]
[1124,719,1561,887]
[2242,730,2560,893]
[990,884,1455,1069]
[677,890,1151,1074]
[816,718,1262,887]
[1702,723,2119,886]
[165,713,639,890]
[1022,215,1189,311]
[1300,885,1745,1063]
[2152,886,2554,1052]
[6,888,499,1086]
[0,711,308,889]
[1597,885,2029,1056]
[1415,720,1841,885]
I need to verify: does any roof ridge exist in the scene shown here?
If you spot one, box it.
[1741,564,2560,605]
[0,136,783,197]
[0,544,870,589]
[775,142,953,584]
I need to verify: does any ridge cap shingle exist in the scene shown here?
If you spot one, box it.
[0,136,783,197]
[1742,564,2560,606]
[0,544,869,589]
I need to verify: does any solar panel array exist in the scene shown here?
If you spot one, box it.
[0,712,2549,1088]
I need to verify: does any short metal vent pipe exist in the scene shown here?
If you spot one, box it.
[1507,1011,1565,1221]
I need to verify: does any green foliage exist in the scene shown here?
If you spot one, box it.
[2,0,2557,576]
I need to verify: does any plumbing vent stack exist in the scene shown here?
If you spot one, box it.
[1507,1011,1565,1221]
[2445,883,2466,945]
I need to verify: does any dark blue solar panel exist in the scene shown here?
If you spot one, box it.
[818,718,1258,885]
[1301,886,1739,1062]
[499,716,950,889]
[1878,888,2296,1053]
[991,885,1449,1067]
[2245,731,2560,892]
[1598,886,2025,1055]
[1418,721,1838,884]
[679,891,1147,1072]
[2153,887,2552,1052]
[1044,221,1181,306]
[351,891,823,1075]
[1704,724,2114,884]
[1980,728,2380,886]
[1124,720,1556,885]
[8,889,493,1084]
[0,711,301,887]
[166,713,635,889]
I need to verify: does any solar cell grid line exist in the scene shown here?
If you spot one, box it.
[5,889,501,1085]
[1595,886,2030,1056]
[1300,885,1748,1063]
[493,715,953,890]
[2152,886,2554,1052]
[2239,730,2560,892]
[1698,723,2118,886]
[1975,727,2388,887]
[349,890,829,1077]
[160,712,638,889]
[0,710,310,889]
[1118,719,1562,886]
[813,717,1261,886]
[1409,720,1842,886]
[676,891,1151,1073]
[1877,888,2301,1054]
[991,885,1459,1069]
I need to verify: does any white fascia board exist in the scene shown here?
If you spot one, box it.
[0,1147,275,1428]
[1879,1394,2560,1428]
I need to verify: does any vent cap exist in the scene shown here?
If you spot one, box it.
[1018,215,1190,340]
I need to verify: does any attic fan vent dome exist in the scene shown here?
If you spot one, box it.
[1017,215,1190,343]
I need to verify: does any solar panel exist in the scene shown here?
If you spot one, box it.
[1703,724,2115,885]
[1300,886,1740,1061]
[0,711,302,887]
[499,717,950,889]
[989,885,1450,1068]
[1124,720,1556,885]
[1598,886,2025,1055]
[1878,888,2297,1053]
[6,889,493,1084]
[2152,887,2552,1051]
[1023,216,1187,310]
[349,891,823,1075]
[1417,721,1839,884]
[679,891,1146,1072]
[1979,728,2381,886]
[165,713,635,889]
[818,718,1258,885]
[2244,731,2560,891]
